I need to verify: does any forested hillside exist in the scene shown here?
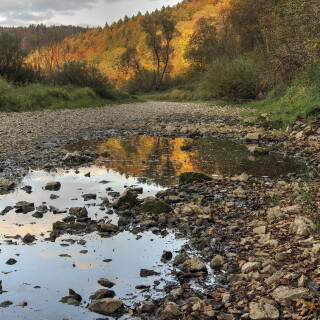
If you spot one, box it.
[29,0,320,94]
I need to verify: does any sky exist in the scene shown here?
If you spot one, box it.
[0,0,181,27]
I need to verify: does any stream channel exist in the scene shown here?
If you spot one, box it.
[0,134,307,319]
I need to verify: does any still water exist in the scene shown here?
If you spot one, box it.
[0,134,307,319]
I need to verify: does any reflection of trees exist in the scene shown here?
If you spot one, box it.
[64,135,307,186]
[191,137,305,178]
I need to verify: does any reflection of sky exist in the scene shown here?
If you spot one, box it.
[0,231,187,319]
[0,167,163,238]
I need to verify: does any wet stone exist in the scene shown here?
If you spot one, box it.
[22,233,35,244]
[6,258,17,265]
[14,201,35,214]
[90,289,116,300]
[97,278,115,288]
[140,269,160,277]
[82,193,96,201]
[87,298,123,316]
[45,181,61,191]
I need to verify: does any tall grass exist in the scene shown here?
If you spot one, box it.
[0,78,133,112]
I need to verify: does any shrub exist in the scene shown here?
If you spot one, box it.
[48,61,116,99]
[204,56,262,102]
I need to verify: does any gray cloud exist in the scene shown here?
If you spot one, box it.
[0,0,98,26]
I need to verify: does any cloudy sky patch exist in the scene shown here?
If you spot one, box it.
[0,0,180,27]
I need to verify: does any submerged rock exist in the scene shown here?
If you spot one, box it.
[60,289,82,306]
[97,278,115,288]
[140,269,160,277]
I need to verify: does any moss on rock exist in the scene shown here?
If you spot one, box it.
[178,172,212,184]
[141,200,172,214]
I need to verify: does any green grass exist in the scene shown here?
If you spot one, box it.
[240,81,320,130]
[0,78,138,112]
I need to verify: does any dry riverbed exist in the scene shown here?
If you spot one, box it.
[0,101,320,319]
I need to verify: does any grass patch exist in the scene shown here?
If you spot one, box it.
[241,79,320,130]
[0,78,137,112]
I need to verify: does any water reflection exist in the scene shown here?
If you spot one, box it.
[65,135,307,186]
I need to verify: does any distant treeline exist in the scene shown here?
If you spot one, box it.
[0,24,90,52]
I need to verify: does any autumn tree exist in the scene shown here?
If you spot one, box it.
[121,11,178,91]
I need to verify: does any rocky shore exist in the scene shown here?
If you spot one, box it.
[1,101,320,319]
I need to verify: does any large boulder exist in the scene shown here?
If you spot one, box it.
[113,189,138,208]
[87,298,123,316]
[249,302,279,320]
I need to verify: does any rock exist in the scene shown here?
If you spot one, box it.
[98,223,118,232]
[22,233,35,243]
[98,278,115,288]
[265,271,284,285]
[178,204,211,216]
[69,207,88,218]
[289,216,316,236]
[272,286,309,306]
[275,252,289,262]
[6,258,17,265]
[249,302,279,320]
[266,207,287,221]
[87,298,123,316]
[0,179,15,190]
[173,253,189,266]
[222,293,231,304]
[45,181,61,191]
[241,262,261,274]
[140,269,160,277]
[161,251,173,262]
[182,257,207,273]
[140,219,157,228]
[62,151,84,162]
[245,133,261,141]
[178,172,212,184]
[82,193,96,201]
[14,201,35,213]
[37,204,48,213]
[312,243,320,254]
[1,206,13,215]
[253,226,266,234]
[168,195,180,203]
[140,200,172,214]
[90,289,115,300]
[296,131,304,139]
[160,302,181,320]
[17,301,27,307]
[113,189,138,208]
[234,173,250,182]
[60,289,82,306]
[0,300,13,308]
[298,275,307,287]
[210,254,224,269]
[21,185,32,193]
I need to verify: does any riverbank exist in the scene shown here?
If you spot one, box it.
[0,101,320,319]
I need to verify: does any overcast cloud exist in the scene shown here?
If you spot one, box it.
[0,0,180,27]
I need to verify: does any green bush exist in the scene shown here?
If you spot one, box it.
[48,61,116,99]
[204,56,262,102]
